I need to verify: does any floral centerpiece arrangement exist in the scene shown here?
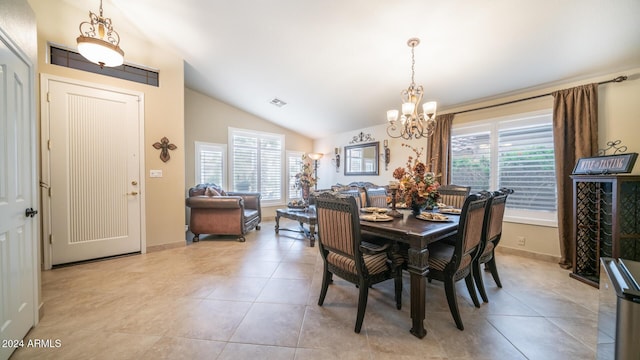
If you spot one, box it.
[392,144,440,215]
[294,154,317,203]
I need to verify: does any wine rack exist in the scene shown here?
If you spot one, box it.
[571,175,640,287]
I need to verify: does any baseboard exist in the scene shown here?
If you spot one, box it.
[497,246,561,263]
[146,240,186,253]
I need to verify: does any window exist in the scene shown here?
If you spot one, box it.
[229,128,284,204]
[50,45,159,86]
[195,142,226,187]
[287,151,305,200]
[450,110,557,226]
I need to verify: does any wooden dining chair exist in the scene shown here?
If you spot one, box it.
[473,188,512,302]
[427,192,491,330]
[437,184,471,209]
[314,192,403,333]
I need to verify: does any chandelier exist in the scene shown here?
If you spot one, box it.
[76,0,124,68]
[386,38,437,140]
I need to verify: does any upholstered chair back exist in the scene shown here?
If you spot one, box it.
[486,192,507,244]
[316,195,358,259]
[438,184,471,209]
[365,187,388,208]
[338,189,365,209]
[456,193,491,273]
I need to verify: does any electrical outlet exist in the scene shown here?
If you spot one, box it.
[517,236,526,246]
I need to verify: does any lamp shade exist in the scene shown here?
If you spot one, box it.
[387,109,399,122]
[402,102,415,116]
[308,153,323,160]
[77,36,124,67]
[422,101,437,119]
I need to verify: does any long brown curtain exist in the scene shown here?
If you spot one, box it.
[427,113,454,185]
[552,84,598,269]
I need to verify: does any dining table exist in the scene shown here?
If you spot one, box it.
[359,209,460,339]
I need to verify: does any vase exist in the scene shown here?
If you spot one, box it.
[411,203,423,216]
[301,185,311,204]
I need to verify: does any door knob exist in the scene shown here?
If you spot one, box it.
[25,208,38,218]
[131,181,138,185]
[127,191,138,196]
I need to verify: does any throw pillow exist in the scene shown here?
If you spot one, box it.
[205,187,221,196]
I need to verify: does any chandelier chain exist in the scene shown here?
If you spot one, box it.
[410,45,416,86]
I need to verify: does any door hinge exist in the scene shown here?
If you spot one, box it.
[49,234,53,244]
[47,92,51,102]
[48,139,52,150]
[48,187,52,197]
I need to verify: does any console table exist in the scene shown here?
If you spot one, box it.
[275,207,317,246]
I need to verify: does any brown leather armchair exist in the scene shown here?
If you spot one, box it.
[186,183,261,242]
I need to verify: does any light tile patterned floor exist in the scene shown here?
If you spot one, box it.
[12,219,599,360]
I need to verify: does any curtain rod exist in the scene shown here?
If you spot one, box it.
[451,75,628,116]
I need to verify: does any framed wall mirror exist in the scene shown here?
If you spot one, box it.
[344,142,379,176]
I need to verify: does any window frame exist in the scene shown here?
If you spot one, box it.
[228,127,285,206]
[194,141,226,189]
[451,109,558,227]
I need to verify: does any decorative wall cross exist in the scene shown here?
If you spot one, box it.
[153,137,177,162]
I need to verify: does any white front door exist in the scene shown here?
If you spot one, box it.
[0,34,37,360]
[44,77,143,266]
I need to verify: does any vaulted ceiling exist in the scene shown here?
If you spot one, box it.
[77,1,640,139]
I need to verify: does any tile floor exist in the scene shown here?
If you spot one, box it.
[12,219,600,360]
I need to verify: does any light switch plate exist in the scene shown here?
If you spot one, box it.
[150,169,163,178]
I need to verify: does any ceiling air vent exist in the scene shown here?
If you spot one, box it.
[270,98,287,108]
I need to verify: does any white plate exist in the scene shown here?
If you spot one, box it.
[360,214,393,222]
[439,208,462,215]
[360,207,389,213]
[416,214,451,222]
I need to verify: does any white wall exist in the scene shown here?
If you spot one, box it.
[314,125,427,189]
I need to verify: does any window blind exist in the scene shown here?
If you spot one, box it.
[498,124,556,211]
[195,142,225,187]
[230,129,283,202]
[451,132,491,192]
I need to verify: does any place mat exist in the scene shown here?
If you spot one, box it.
[416,213,451,222]
[360,214,393,222]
